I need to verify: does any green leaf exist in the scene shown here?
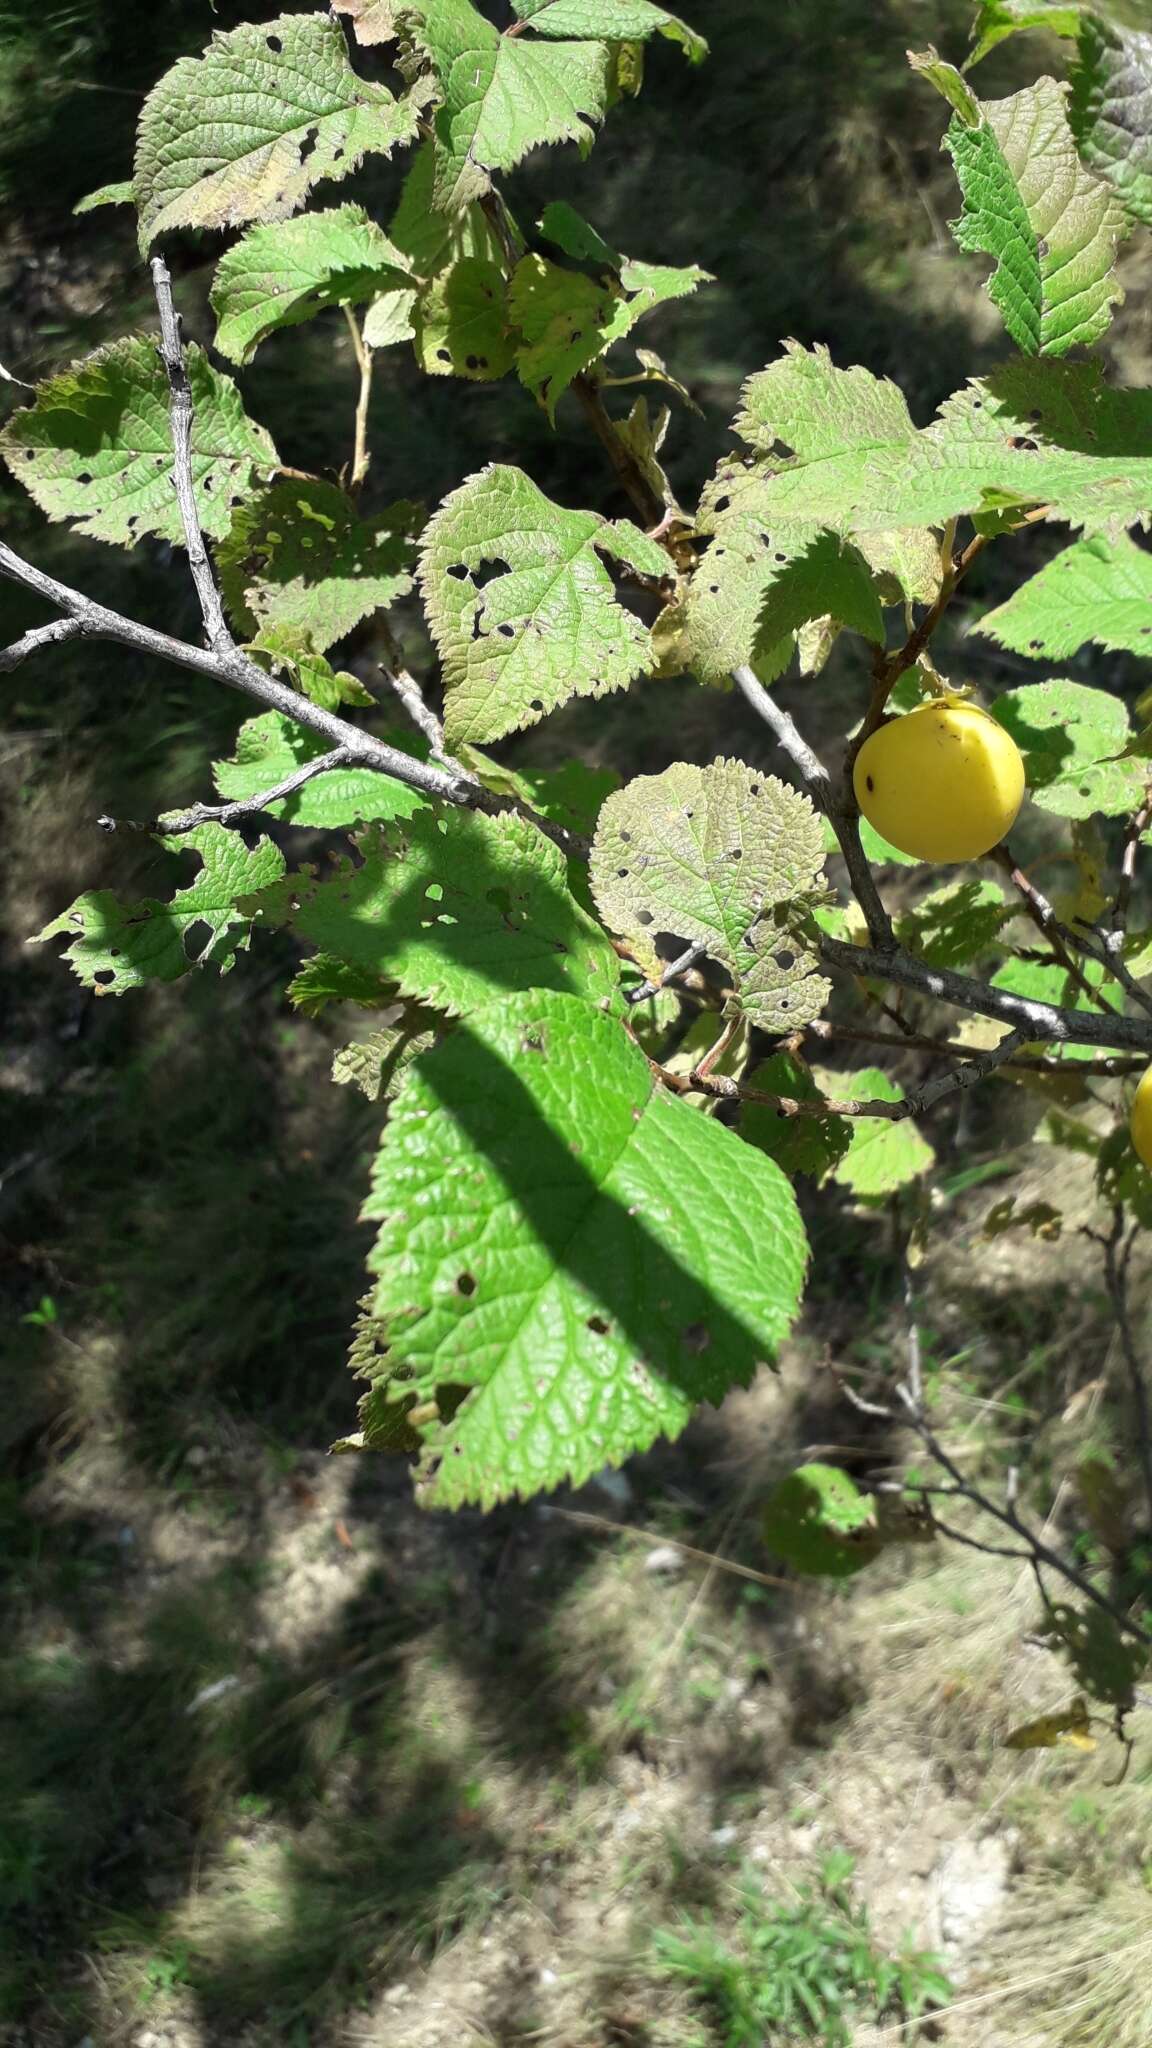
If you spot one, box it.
[133,12,426,250]
[211,204,412,366]
[287,954,396,1015]
[813,1068,935,1196]
[967,2,1084,68]
[267,807,620,1017]
[590,759,831,1031]
[1070,15,1152,226]
[74,180,134,216]
[510,204,710,417]
[936,74,1125,356]
[991,677,1144,815]
[211,712,431,829]
[730,344,1152,541]
[761,1464,881,1578]
[740,1055,853,1180]
[908,48,981,124]
[1043,1602,1148,1709]
[35,825,285,992]
[671,466,885,685]
[897,878,1012,970]
[405,0,611,214]
[977,533,1152,659]
[245,626,373,713]
[413,255,515,380]
[510,0,707,63]
[0,337,276,548]
[217,479,419,649]
[420,463,667,744]
[360,990,808,1506]
[361,141,506,350]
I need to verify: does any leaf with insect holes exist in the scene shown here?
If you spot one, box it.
[1042,1602,1148,1708]
[897,878,1012,971]
[762,1463,882,1578]
[670,465,885,685]
[1070,14,1152,227]
[740,1054,853,1181]
[34,825,285,992]
[510,0,707,62]
[590,760,831,1032]
[991,678,1144,815]
[509,203,710,418]
[357,989,807,1507]
[262,807,620,1018]
[217,479,419,650]
[811,1068,935,1197]
[420,463,668,745]
[332,0,403,41]
[211,712,432,830]
[133,12,427,250]
[211,205,412,365]
[0,337,276,548]
[413,256,515,380]
[730,343,1152,540]
[978,533,1152,661]
[919,62,1126,356]
[401,0,611,214]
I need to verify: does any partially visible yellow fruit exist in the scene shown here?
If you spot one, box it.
[1130,1065,1152,1167]
[853,699,1026,863]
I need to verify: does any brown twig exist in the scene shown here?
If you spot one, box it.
[990,843,1113,1013]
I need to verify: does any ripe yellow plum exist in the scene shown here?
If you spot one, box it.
[1130,1066,1152,1168]
[853,700,1026,864]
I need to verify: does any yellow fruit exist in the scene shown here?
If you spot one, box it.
[853,700,1026,863]
[1130,1065,1152,1167]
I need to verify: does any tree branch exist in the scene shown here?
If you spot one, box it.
[821,931,1152,1050]
[990,843,1114,1013]
[0,615,87,671]
[150,255,234,654]
[1102,1205,1152,1534]
[341,302,373,491]
[803,1017,1145,1076]
[143,749,356,836]
[624,941,708,1007]
[653,1024,1026,1121]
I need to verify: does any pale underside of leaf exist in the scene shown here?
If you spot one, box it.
[420,462,668,744]
[590,760,831,1030]
[1070,15,1152,227]
[945,75,1125,355]
[362,990,807,1507]
[134,12,427,249]
[0,336,277,548]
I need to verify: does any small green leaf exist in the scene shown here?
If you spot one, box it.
[977,533,1152,659]
[74,180,134,215]
[0,337,276,548]
[361,989,808,1507]
[590,759,830,1031]
[420,463,667,744]
[967,2,1083,69]
[812,1068,935,1197]
[413,255,515,380]
[741,1055,853,1180]
[937,74,1125,356]
[991,677,1144,815]
[134,12,427,249]
[211,712,431,829]
[1070,13,1152,227]
[287,954,396,1015]
[332,1020,438,1102]
[211,204,412,365]
[762,1463,881,1577]
[245,627,374,713]
[1043,1602,1148,1710]
[511,0,707,63]
[217,479,419,649]
[268,807,620,1018]
[35,825,285,991]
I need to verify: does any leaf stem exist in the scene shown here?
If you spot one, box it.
[342,302,374,491]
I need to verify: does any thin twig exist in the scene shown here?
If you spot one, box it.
[148,749,355,835]
[653,1028,1025,1121]
[820,931,1152,1051]
[571,374,667,531]
[379,659,463,773]
[1102,1204,1152,1534]
[991,843,1112,1012]
[625,941,708,1006]
[803,1018,1145,1076]
[0,615,87,671]
[342,303,373,491]
[1112,788,1152,939]
[540,1506,795,1591]
[150,256,233,654]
